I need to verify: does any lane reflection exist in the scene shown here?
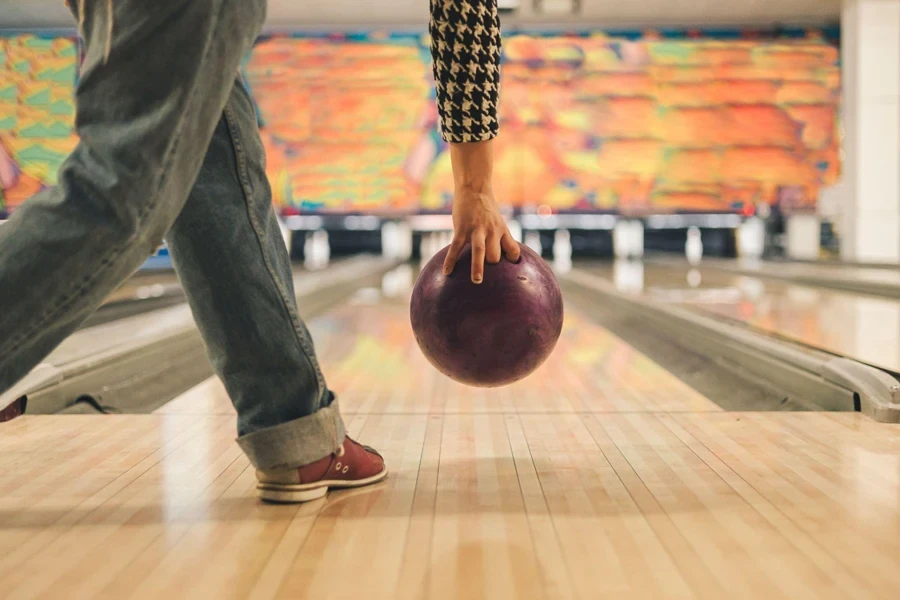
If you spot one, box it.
[590,260,900,373]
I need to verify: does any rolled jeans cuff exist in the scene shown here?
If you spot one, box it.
[236,399,346,470]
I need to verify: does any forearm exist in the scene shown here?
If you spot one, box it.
[430,4,514,278]
[429,0,501,144]
[450,140,493,192]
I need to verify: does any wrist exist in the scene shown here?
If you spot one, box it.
[450,140,493,192]
[455,180,492,195]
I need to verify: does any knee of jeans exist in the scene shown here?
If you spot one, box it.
[62,155,169,250]
[88,207,142,249]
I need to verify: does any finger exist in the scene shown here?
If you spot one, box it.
[442,235,467,275]
[470,230,486,284]
[501,232,522,263]
[485,230,503,264]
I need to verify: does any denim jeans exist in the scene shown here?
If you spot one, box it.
[0,0,345,469]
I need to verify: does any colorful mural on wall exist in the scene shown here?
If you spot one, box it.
[243,34,434,215]
[0,35,78,214]
[1,29,840,218]
[243,30,841,216]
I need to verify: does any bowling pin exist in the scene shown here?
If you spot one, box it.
[630,221,645,259]
[381,222,398,259]
[305,230,330,270]
[319,230,330,266]
[303,232,314,268]
[613,220,630,258]
[423,233,435,261]
[313,230,322,265]
[553,253,572,274]
[507,220,523,243]
[552,230,572,273]
[553,229,572,261]
[685,226,703,265]
[398,222,413,260]
[737,216,765,260]
[524,231,543,256]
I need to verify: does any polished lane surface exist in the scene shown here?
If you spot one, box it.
[4,264,900,598]
[584,260,900,373]
[734,260,900,287]
[693,258,900,299]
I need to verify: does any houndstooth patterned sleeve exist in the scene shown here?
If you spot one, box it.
[430,0,501,143]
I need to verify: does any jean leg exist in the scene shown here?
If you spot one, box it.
[0,0,266,394]
[165,79,344,469]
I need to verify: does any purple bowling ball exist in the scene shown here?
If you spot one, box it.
[410,243,564,387]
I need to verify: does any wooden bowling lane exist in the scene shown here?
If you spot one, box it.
[4,273,900,598]
[728,260,900,288]
[157,286,720,417]
[311,290,720,415]
[3,411,900,598]
[586,261,900,373]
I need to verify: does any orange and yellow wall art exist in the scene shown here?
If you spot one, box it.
[1,29,840,219]
[0,34,78,214]
[243,30,840,217]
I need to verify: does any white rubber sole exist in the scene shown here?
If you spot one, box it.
[257,467,389,503]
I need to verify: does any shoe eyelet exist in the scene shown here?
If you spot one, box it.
[335,461,342,470]
[342,466,349,474]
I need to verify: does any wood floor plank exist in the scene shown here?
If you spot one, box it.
[505,415,581,600]
[2,416,240,599]
[672,413,900,594]
[519,413,694,599]
[153,377,234,415]
[394,414,443,600]
[273,413,428,599]
[583,413,868,600]
[2,411,900,598]
[0,415,210,577]
[659,414,880,599]
[424,414,544,600]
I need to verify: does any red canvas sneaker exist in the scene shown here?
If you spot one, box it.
[0,398,26,423]
[256,437,387,503]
